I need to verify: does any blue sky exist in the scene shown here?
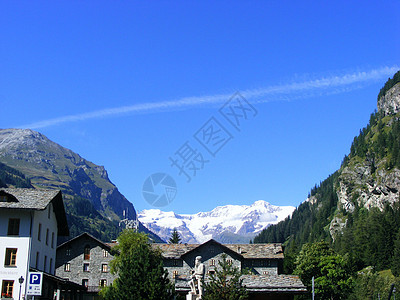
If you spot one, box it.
[1,1,399,214]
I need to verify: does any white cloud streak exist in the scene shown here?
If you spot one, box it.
[19,66,399,129]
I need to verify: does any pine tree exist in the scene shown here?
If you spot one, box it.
[168,228,181,244]
[100,229,175,300]
[202,254,248,300]
[391,231,400,276]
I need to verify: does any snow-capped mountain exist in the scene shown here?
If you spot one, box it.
[138,200,295,243]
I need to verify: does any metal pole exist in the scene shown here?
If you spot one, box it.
[312,276,315,300]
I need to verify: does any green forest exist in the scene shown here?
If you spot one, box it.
[0,162,33,188]
[254,71,400,299]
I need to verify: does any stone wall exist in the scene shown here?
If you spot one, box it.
[56,234,116,290]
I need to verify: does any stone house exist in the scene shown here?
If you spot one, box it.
[55,233,116,299]
[154,239,306,300]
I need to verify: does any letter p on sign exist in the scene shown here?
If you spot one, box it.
[30,273,41,284]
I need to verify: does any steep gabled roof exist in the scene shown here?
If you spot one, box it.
[154,239,284,259]
[181,239,243,259]
[0,188,69,236]
[57,232,112,251]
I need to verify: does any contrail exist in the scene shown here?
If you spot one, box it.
[19,66,399,129]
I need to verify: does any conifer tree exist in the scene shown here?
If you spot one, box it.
[168,228,182,244]
[203,254,248,300]
[391,231,400,276]
[100,229,175,300]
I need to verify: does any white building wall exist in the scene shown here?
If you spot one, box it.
[0,210,32,299]
[30,203,58,275]
[0,203,59,299]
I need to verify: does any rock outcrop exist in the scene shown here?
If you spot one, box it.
[377,83,400,116]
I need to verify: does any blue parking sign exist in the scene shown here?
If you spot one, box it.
[27,272,43,296]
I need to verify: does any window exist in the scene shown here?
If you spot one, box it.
[7,219,20,236]
[4,248,17,267]
[82,279,88,288]
[66,247,71,256]
[51,232,55,248]
[101,264,108,273]
[83,263,89,272]
[208,270,215,275]
[1,280,14,298]
[38,223,42,241]
[210,259,215,266]
[173,259,178,266]
[263,271,269,275]
[227,259,233,265]
[84,245,90,260]
[102,249,108,257]
[45,228,49,245]
[99,279,107,287]
[0,195,8,202]
[44,256,47,272]
[35,252,39,269]
[50,258,53,274]
[64,263,70,272]
[173,270,178,278]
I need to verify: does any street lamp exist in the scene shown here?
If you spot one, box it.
[18,276,24,300]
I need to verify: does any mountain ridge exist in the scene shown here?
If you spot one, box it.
[0,128,132,220]
[139,200,295,243]
[0,128,162,242]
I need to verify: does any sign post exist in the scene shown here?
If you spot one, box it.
[26,272,43,297]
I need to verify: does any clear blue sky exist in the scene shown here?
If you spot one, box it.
[1,1,399,214]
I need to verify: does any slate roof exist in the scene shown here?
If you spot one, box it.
[0,188,69,236]
[57,232,112,250]
[242,275,307,293]
[225,243,284,259]
[154,239,284,259]
[174,274,306,294]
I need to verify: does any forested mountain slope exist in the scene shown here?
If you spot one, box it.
[254,71,400,275]
[0,161,33,188]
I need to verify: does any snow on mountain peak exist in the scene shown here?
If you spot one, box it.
[138,200,295,243]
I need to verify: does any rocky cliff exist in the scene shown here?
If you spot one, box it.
[377,83,400,116]
[330,81,400,238]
